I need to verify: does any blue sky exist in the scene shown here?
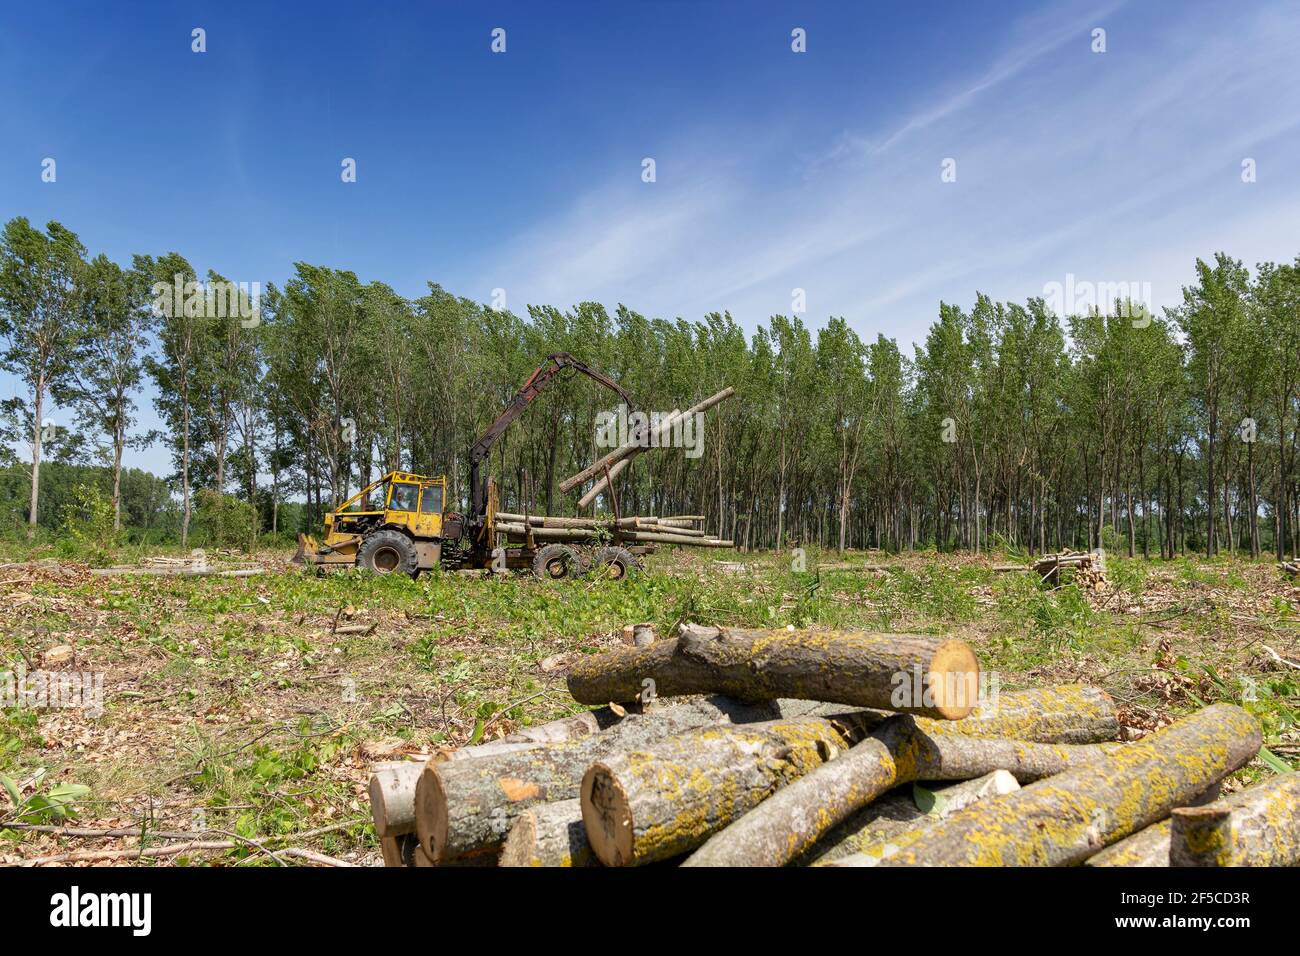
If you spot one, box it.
[3,0,1300,476]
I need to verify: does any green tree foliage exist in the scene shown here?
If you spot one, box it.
[0,218,86,532]
[3,215,1299,558]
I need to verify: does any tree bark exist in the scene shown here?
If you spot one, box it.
[1084,819,1171,867]
[867,704,1259,866]
[567,624,980,720]
[1085,782,1221,867]
[1169,772,1300,866]
[952,683,1117,744]
[28,382,44,533]
[499,799,594,867]
[413,696,812,863]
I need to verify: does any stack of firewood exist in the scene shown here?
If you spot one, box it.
[368,624,1297,867]
[1032,549,1106,590]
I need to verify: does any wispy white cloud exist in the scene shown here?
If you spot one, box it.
[865,0,1130,157]
[460,0,1300,354]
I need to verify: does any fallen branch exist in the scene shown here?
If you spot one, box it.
[21,840,239,866]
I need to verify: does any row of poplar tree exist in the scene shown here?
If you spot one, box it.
[2,215,1299,558]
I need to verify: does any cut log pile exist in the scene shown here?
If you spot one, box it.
[368,623,1290,867]
[494,513,732,549]
[1031,548,1106,590]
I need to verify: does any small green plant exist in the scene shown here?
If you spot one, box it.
[0,770,91,825]
[1107,557,1147,595]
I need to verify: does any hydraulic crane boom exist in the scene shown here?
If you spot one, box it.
[467,352,635,524]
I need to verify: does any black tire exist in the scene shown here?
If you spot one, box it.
[591,545,641,581]
[357,529,418,577]
[532,543,582,580]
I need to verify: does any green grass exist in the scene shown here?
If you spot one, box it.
[1,543,1297,863]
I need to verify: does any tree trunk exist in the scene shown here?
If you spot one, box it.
[28,382,44,533]
[869,704,1259,866]
[1207,396,1217,557]
[368,704,641,838]
[181,401,192,546]
[566,624,979,720]
[112,411,125,532]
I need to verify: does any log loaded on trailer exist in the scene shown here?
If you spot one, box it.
[294,353,733,579]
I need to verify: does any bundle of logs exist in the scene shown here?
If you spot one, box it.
[89,551,265,578]
[1032,549,1106,590]
[494,513,733,549]
[557,386,735,509]
[368,624,1296,867]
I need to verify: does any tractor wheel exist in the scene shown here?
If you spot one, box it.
[591,545,642,581]
[532,543,582,581]
[357,530,418,577]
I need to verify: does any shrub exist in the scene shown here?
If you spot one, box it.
[57,482,122,564]
[195,489,259,549]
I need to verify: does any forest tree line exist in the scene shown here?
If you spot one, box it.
[2,215,1299,559]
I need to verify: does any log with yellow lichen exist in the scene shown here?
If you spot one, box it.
[582,712,869,867]
[853,704,1260,867]
[948,683,1118,744]
[1084,819,1172,867]
[1084,783,1221,867]
[567,624,980,719]
[1169,772,1300,866]
[678,713,1121,867]
[801,771,1020,866]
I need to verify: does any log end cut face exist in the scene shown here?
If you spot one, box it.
[581,762,633,866]
[927,640,981,720]
[368,773,391,835]
[499,812,540,867]
[415,762,452,862]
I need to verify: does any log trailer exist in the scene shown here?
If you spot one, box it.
[293,353,728,580]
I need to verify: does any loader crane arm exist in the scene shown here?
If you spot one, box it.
[466,352,634,525]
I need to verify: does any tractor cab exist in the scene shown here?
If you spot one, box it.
[295,471,453,574]
[370,472,446,540]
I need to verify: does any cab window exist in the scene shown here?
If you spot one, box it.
[420,484,443,515]
[389,482,419,512]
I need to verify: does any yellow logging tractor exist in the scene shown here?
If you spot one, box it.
[293,353,647,579]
